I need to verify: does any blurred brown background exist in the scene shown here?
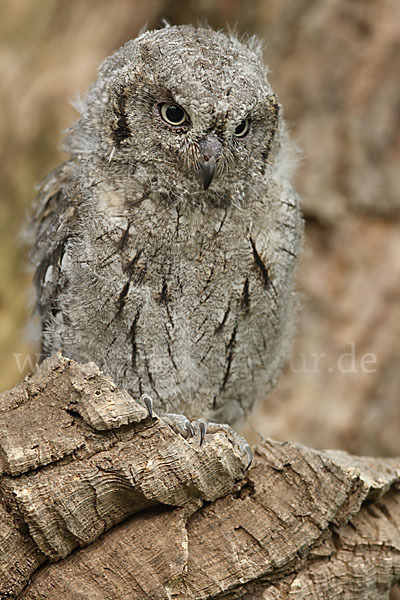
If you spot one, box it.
[1,0,399,459]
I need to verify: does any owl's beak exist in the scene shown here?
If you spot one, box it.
[198,135,222,190]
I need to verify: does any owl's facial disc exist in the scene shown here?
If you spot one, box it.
[197,135,223,190]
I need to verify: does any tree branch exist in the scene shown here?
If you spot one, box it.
[1,356,400,599]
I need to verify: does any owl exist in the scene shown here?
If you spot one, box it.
[31,25,302,442]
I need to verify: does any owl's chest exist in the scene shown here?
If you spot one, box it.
[144,211,253,299]
[88,201,255,297]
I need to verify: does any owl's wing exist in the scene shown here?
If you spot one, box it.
[31,162,78,351]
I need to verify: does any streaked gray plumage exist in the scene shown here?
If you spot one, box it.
[31,25,302,427]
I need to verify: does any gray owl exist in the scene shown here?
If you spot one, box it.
[31,25,302,446]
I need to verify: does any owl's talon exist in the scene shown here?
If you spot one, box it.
[198,420,207,446]
[140,393,153,418]
[185,420,195,437]
[244,444,253,470]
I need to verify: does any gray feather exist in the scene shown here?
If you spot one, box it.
[31,25,303,424]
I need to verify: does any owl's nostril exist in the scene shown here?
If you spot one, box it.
[199,135,222,160]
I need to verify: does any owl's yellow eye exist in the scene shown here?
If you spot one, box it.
[159,103,188,126]
[234,118,251,138]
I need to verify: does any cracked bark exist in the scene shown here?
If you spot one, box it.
[1,356,400,599]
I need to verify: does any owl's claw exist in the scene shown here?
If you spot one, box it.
[163,413,195,439]
[198,419,207,446]
[140,393,153,418]
[244,444,253,471]
[185,419,195,437]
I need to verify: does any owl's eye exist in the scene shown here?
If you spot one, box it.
[159,103,188,126]
[234,119,251,138]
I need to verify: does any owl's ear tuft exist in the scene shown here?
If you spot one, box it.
[226,26,264,62]
[245,35,264,61]
[138,22,150,36]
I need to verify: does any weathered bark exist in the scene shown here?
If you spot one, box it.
[1,356,400,599]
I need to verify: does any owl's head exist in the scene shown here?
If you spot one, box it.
[67,25,283,203]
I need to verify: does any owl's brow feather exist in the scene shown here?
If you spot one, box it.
[112,91,131,147]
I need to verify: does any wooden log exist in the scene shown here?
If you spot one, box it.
[1,356,399,599]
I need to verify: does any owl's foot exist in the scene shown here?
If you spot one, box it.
[199,421,253,470]
[163,413,252,471]
[140,395,252,470]
[140,395,197,440]
[162,412,196,438]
